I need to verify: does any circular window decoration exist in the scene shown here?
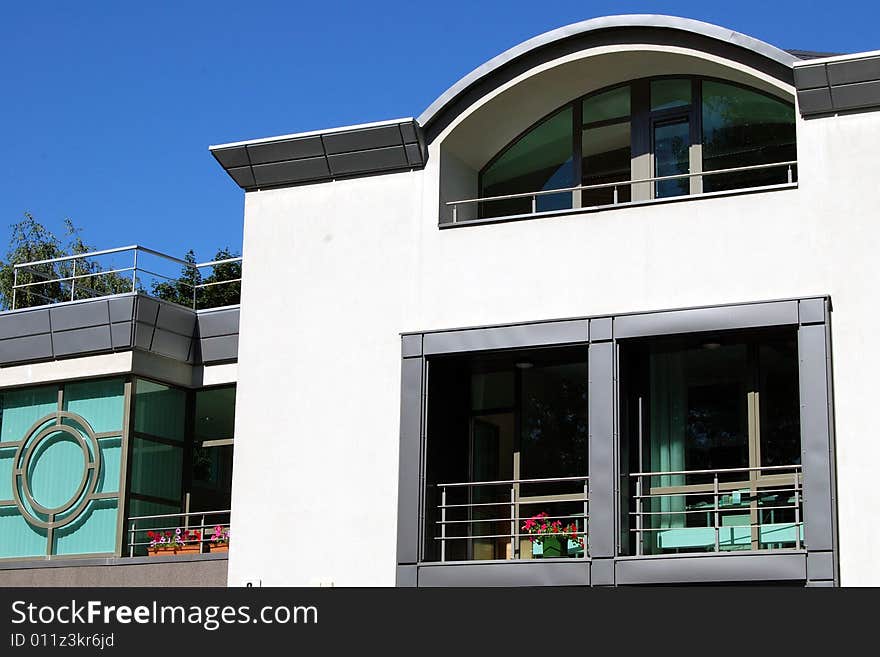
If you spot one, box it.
[11,411,103,530]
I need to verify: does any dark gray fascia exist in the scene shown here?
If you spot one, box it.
[795,54,880,116]
[0,294,240,368]
[210,119,428,191]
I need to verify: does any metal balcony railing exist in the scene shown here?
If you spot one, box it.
[11,245,242,311]
[629,464,803,555]
[127,509,231,557]
[435,475,589,562]
[446,160,798,223]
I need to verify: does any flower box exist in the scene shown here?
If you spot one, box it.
[147,544,202,557]
[209,544,229,553]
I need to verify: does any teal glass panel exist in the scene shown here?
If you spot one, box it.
[194,386,236,441]
[54,498,118,555]
[63,379,124,433]
[27,431,86,510]
[701,80,796,192]
[583,86,631,123]
[96,437,121,494]
[0,447,14,499]
[134,380,186,442]
[0,386,57,442]
[480,107,574,218]
[651,79,691,111]
[0,506,47,558]
[130,437,182,501]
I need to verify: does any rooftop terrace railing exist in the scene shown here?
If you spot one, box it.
[446,160,798,224]
[11,245,242,311]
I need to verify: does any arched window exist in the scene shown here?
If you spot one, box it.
[475,77,796,220]
[479,107,574,218]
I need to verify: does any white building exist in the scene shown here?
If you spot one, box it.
[2,15,878,586]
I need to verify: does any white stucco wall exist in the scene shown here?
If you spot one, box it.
[228,55,880,586]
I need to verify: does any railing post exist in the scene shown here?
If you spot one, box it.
[531,195,537,214]
[132,248,138,293]
[713,473,720,552]
[509,485,516,561]
[452,204,458,224]
[440,486,447,562]
[787,164,793,184]
[129,521,136,558]
[635,477,643,556]
[583,480,589,557]
[613,185,619,205]
[70,259,76,301]
[794,472,802,550]
[12,267,17,310]
[201,514,206,553]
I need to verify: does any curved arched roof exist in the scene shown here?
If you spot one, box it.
[419,14,798,141]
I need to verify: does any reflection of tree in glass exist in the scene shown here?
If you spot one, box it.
[522,372,588,479]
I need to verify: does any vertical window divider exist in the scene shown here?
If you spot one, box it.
[690,77,704,195]
[572,99,584,210]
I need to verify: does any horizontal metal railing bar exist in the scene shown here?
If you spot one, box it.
[630,464,801,478]
[128,509,231,521]
[633,486,800,500]
[129,523,229,534]
[14,245,143,268]
[439,475,589,487]
[434,531,586,542]
[440,499,589,510]
[13,266,136,288]
[194,278,242,289]
[196,256,243,268]
[446,160,798,206]
[628,522,802,533]
[436,513,587,525]
[629,504,799,516]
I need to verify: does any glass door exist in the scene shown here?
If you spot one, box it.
[653,117,691,198]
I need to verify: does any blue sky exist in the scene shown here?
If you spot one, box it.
[1,1,875,261]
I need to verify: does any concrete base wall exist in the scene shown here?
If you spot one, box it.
[0,555,227,587]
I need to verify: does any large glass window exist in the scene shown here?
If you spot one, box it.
[479,107,574,218]
[424,347,588,562]
[702,80,797,192]
[474,76,796,220]
[620,330,802,556]
[582,86,632,207]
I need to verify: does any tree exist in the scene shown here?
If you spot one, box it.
[150,248,241,310]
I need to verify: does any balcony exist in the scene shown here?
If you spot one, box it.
[444,160,798,227]
[435,476,589,562]
[629,464,803,555]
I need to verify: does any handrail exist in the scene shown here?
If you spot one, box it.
[629,464,801,478]
[438,475,589,488]
[446,160,798,207]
